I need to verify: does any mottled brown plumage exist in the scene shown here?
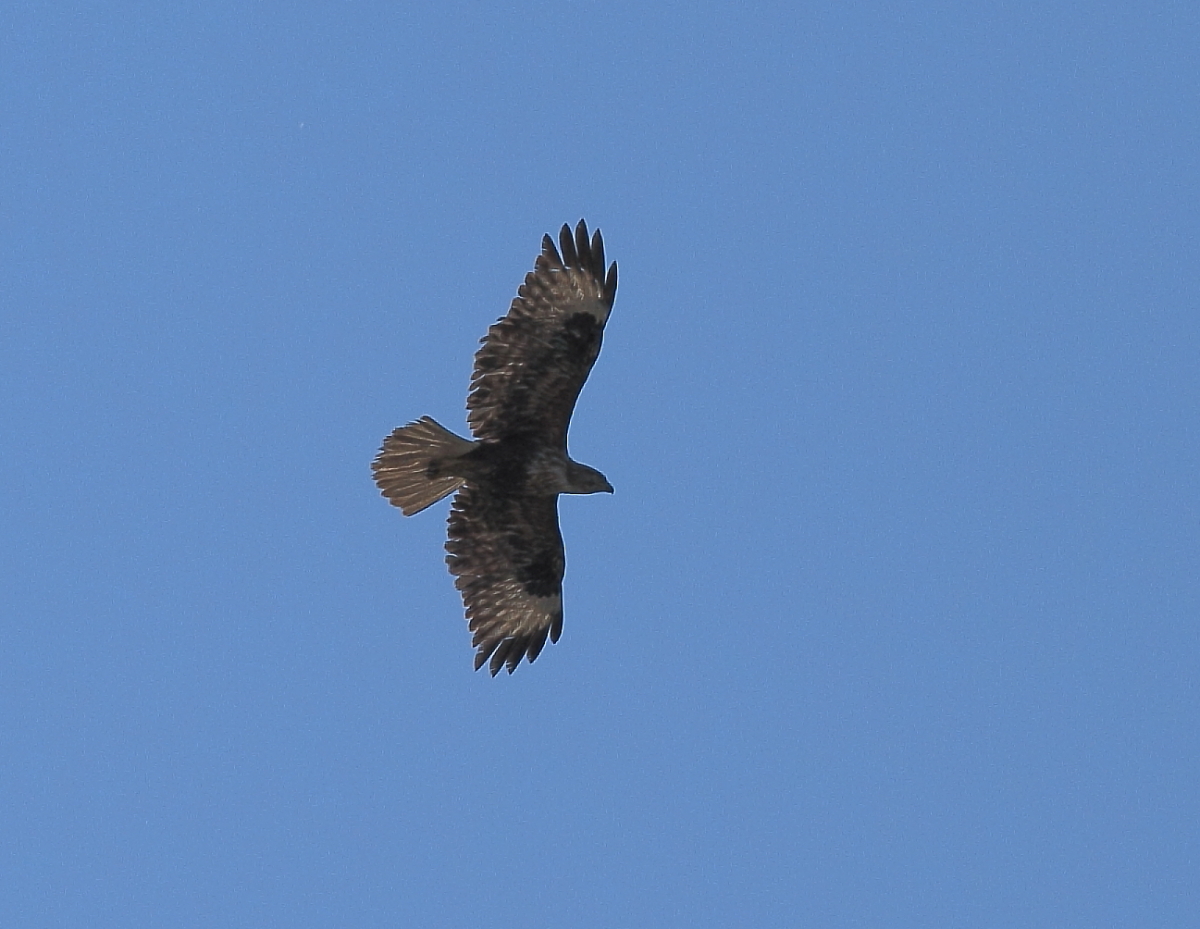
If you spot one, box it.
[372,221,617,674]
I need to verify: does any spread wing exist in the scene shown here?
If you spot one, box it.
[466,220,618,447]
[445,485,566,675]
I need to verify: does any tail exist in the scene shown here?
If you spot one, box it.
[372,416,476,516]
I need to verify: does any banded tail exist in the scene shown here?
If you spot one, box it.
[372,416,476,516]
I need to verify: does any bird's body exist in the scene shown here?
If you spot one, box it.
[372,221,617,674]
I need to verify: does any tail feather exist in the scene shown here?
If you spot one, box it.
[372,416,475,516]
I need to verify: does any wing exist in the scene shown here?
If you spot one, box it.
[466,220,618,446]
[445,485,566,675]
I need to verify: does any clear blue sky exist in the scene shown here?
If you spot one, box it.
[3,3,1198,926]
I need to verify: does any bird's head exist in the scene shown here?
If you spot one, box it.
[565,461,614,495]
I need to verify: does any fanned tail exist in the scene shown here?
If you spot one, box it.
[372,416,475,516]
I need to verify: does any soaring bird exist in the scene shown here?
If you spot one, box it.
[372,220,617,675]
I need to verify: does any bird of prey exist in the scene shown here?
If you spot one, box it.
[372,220,617,675]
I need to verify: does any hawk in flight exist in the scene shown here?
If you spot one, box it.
[372,220,617,674]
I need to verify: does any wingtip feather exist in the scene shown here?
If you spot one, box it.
[574,220,589,269]
[558,223,578,267]
[590,228,605,275]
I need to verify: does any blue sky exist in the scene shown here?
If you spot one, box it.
[3,2,1198,926]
